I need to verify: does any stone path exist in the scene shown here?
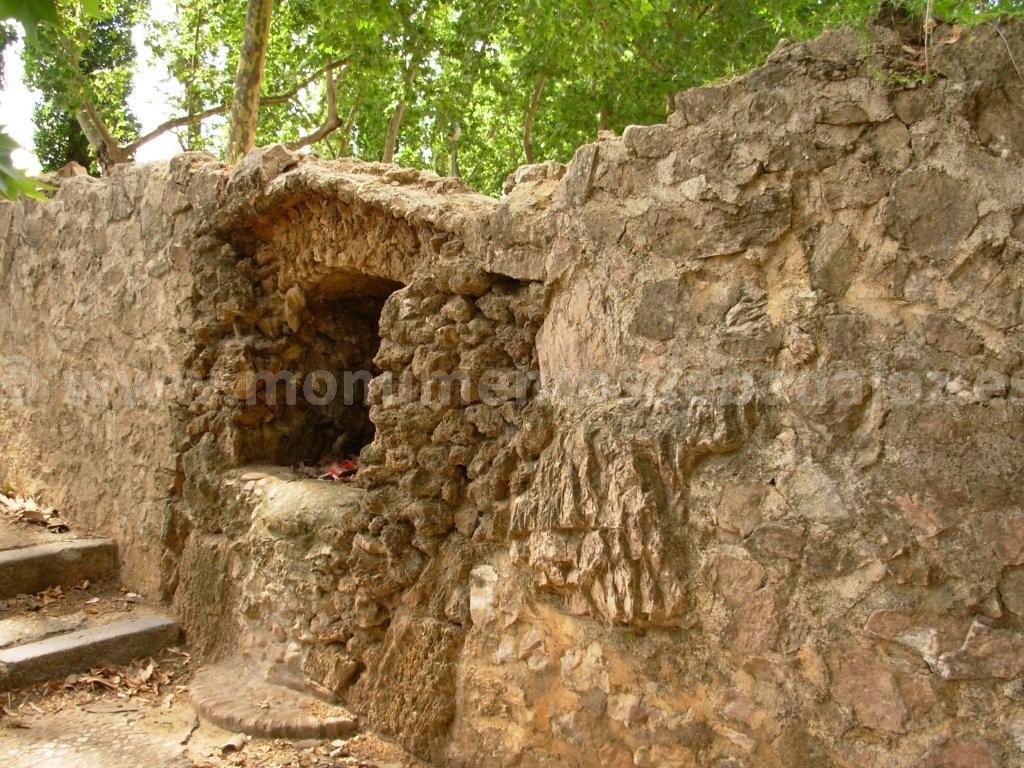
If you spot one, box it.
[1,702,197,768]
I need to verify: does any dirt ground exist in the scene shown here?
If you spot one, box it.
[0,648,426,768]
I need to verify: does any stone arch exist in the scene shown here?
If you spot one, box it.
[207,154,497,468]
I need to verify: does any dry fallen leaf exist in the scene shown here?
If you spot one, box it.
[166,647,192,665]
[17,508,48,525]
[0,493,69,531]
[77,675,119,690]
[134,659,156,684]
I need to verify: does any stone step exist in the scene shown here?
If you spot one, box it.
[0,523,83,553]
[0,539,116,599]
[0,600,163,650]
[191,659,359,739]
[0,614,180,691]
[0,610,90,649]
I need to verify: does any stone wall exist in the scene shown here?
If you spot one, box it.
[1,17,1023,768]
[449,21,1024,768]
[0,154,221,595]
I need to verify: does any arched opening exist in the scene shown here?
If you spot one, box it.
[243,273,403,472]
[223,185,440,477]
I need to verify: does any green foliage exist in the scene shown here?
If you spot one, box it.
[0,20,16,86]
[32,100,92,169]
[146,0,238,150]
[0,130,49,199]
[22,0,141,173]
[152,0,1022,195]
[9,0,1024,198]
[0,0,61,198]
[0,0,123,195]
[0,0,60,40]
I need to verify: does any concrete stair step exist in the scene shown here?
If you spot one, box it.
[0,539,116,599]
[191,659,359,739]
[0,614,180,691]
[0,610,89,649]
[0,600,164,650]
[0,525,84,552]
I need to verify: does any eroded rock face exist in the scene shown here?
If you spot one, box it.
[450,20,1024,768]
[2,18,1024,768]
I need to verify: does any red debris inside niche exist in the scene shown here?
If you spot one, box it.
[294,458,359,482]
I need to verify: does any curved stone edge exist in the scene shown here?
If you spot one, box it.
[190,660,359,740]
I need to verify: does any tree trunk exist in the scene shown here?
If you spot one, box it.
[185,10,206,149]
[448,121,461,177]
[522,72,547,164]
[381,101,405,164]
[226,0,275,161]
[75,102,129,173]
[382,60,418,164]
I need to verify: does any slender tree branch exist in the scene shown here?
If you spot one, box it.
[122,103,226,154]
[263,57,349,107]
[383,57,419,164]
[184,7,206,148]
[336,91,364,157]
[285,68,342,150]
[448,121,461,177]
[990,22,1024,84]
[119,58,350,157]
[633,41,669,75]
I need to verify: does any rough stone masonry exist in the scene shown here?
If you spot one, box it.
[2,17,1024,768]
